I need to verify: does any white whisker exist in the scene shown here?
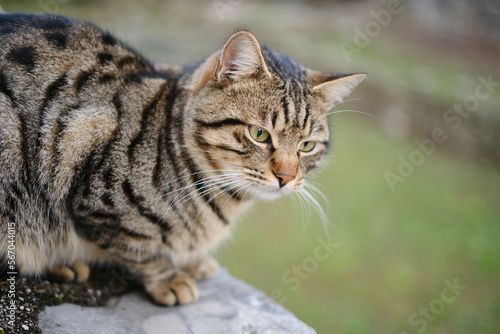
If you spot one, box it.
[220,183,251,212]
[169,175,242,210]
[298,187,332,234]
[183,178,246,211]
[198,180,248,208]
[155,173,243,224]
[145,172,242,204]
[327,109,375,118]
[295,190,311,238]
[191,180,250,221]
[332,97,364,108]
[155,168,240,190]
[304,182,330,207]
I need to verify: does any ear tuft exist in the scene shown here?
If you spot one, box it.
[311,73,366,109]
[215,31,270,83]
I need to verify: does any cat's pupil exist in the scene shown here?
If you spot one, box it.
[257,129,263,137]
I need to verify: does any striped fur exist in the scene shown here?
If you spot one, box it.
[0,14,364,305]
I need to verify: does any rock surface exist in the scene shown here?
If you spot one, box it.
[38,269,316,334]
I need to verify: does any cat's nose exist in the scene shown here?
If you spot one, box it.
[272,159,297,188]
[274,172,296,188]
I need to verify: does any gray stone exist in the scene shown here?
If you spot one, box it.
[38,269,316,334]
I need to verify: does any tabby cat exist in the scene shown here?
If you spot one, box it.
[0,14,364,306]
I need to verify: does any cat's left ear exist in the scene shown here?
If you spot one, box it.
[309,73,366,109]
[214,31,271,83]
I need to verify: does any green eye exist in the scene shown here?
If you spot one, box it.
[249,125,270,143]
[299,141,316,153]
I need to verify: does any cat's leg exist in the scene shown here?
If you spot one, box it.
[126,257,199,306]
[47,261,90,283]
[182,255,219,281]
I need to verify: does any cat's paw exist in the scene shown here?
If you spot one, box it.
[145,271,199,306]
[47,261,90,283]
[185,256,219,281]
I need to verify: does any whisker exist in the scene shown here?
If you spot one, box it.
[155,168,240,190]
[304,182,330,208]
[191,180,250,221]
[220,183,251,212]
[327,109,375,118]
[155,174,243,224]
[295,190,312,238]
[332,97,364,108]
[197,180,248,209]
[145,172,242,204]
[169,175,242,210]
[299,190,312,224]
[298,187,333,234]
[182,178,245,210]
[238,184,253,203]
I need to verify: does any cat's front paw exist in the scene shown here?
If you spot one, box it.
[185,256,219,281]
[47,261,90,283]
[145,270,199,306]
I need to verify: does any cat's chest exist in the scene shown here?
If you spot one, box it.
[160,197,251,253]
[121,193,252,256]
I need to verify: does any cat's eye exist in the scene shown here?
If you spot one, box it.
[299,141,316,153]
[249,126,270,143]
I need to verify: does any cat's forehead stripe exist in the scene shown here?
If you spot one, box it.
[293,80,307,130]
[278,79,313,134]
[280,82,290,125]
[302,102,310,131]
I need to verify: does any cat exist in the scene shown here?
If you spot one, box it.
[0,13,364,306]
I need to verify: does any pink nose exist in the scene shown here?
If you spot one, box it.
[274,172,295,188]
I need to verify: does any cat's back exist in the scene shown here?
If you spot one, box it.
[0,14,102,56]
[0,14,158,199]
[0,14,154,93]
[1,14,113,76]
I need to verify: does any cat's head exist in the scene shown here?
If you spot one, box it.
[182,31,364,200]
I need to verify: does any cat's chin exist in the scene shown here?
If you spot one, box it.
[247,186,296,201]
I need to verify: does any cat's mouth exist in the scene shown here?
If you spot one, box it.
[247,182,300,200]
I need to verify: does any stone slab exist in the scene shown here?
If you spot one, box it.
[38,269,316,334]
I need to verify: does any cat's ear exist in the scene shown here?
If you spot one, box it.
[214,31,271,83]
[310,73,366,109]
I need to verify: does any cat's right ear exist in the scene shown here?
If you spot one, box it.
[188,31,270,93]
[214,31,271,84]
